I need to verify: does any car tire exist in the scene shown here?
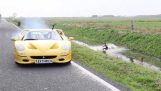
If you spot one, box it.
[66,61,71,64]
[15,62,23,66]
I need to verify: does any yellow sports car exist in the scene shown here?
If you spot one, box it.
[11,29,73,64]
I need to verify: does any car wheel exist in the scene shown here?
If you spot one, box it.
[66,61,71,64]
[15,62,23,66]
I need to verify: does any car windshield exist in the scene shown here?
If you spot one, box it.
[23,31,62,40]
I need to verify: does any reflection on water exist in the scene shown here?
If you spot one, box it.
[74,40,161,72]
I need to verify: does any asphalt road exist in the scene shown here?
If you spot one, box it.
[0,19,121,91]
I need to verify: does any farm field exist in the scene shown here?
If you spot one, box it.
[46,17,161,33]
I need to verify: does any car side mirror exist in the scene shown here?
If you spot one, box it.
[11,38,17,41]
[69,37,74,40]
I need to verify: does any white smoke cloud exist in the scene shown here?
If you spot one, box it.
[21,18,49,29]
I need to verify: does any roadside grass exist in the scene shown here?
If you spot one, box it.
[6,19,19,26]
[46,18,161,67]
[72,43,161,91]
[62,28,161,67]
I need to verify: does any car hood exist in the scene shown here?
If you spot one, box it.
[14,40,70,51]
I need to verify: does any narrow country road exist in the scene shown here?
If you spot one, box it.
[0,19,123,91]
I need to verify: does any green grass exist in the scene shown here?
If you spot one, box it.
[72,43,161,91]
[65,28,161,67]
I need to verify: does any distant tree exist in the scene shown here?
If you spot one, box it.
[102,15,114,17]
[131,20,134,31]
[92,15,98,18]
[0,14,1,21]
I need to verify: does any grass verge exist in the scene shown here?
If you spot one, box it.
[72,43,161,91]
[65,28,161,67]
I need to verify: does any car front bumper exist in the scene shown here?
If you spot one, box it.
[14,50,72,64]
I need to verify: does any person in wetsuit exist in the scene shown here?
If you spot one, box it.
[103,43,108,50]
[102,43,108,54]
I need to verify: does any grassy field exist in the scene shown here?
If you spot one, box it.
[45,18,161,67]
[47,17,161,33]
[72,43,161,91]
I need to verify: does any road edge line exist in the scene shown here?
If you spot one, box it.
[71,61,120,91]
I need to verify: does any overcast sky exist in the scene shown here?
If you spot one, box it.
[0,0,161,17]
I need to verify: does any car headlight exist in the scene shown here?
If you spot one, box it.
[61,45,70,50]
[60,52,68,56]
[15,45,25,51]
[18,53,27,57]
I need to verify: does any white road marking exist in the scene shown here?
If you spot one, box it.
[71,61,120,91]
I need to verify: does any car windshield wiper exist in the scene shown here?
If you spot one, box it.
[24,39,38,40]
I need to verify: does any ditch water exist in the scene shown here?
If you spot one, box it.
[74,40,161,72]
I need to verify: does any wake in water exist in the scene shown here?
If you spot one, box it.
[74,40,161,72]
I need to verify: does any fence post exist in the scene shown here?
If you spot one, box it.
[131,20,134,31]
